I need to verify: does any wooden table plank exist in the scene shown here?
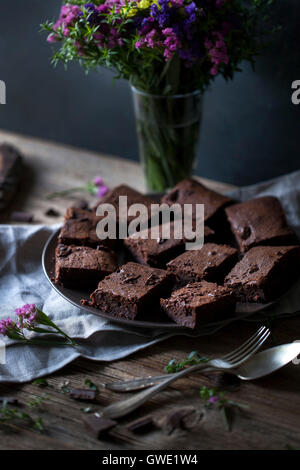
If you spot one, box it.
[0,129,299,450]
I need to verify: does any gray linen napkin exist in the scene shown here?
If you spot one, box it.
[1,169,300,383]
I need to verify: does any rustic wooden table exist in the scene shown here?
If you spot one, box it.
[0,129,299,450]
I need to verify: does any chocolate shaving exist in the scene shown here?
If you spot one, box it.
[45,208,60,217]
[70,388,96,402]
[153,406,200,434]
[82,414,117,439]
[213,372,241,391]
[10,211,33,223]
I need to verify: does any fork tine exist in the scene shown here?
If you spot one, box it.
[230,329,270,368]
[222,326,266,362]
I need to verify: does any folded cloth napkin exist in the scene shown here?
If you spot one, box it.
[1,169,300,383]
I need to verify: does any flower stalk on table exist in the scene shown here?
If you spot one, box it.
[0,304,76,347]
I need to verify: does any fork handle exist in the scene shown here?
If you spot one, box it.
[100,362,214,419]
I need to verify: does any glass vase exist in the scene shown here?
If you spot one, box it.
[131,86,203,192]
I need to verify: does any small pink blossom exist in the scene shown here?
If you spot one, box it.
[209,395,220,404]
[15,304,37,328]
[93,176,104,186]
[0,318,15,336]
[97,185,109,198]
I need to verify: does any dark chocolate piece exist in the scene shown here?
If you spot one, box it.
[10,211,33,223]
[225,196,297,253]
[90,262,175,320]
[124,222,215,268]
[70,388,96,401]
[55,244,118,287]
[153,406,199,434]
[82,414,117,439]
[166,243,238,285]
[161,178,233,226]
[224,245,300,303]
[160,281,236,328]
[45,208,60,217]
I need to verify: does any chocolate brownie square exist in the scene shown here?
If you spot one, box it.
[90,262,175,320]
[225,196,297,253]
[124,222,215,268]
[224,245,300,303]
[160,281,236,329]
[93,184,154,226]
[166,243,238,285]
[59,207,116,249]
[55,244,118,287]
[161,178,233,227]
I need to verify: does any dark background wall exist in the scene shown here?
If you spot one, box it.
[0,0,299,186]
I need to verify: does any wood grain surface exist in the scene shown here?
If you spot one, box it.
[0,129,299,450]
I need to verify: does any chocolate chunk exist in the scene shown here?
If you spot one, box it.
[10,211,33,223]
[45,208,60,217]
[153,406,200,434]
[82,414,117,439]
[70,388,96,401]
[127,415,155,433]
[213,372,241,391]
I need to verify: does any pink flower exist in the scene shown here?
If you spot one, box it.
[97,185,109,198]
[0,317,15,336]
[15,304,37,328]
[93,176,103,187]
[209,395,220,404]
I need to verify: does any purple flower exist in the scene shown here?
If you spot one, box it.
[15,304,37,328]
[209,395,220,404]
[0,318,15,336]
[97,185,109,198]
[93,176,104,187]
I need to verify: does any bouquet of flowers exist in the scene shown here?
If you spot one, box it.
[43,0,276,190]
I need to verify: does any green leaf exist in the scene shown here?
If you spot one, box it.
[32,378,49,387]
[84,379,98,391]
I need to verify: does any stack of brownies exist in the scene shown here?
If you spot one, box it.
[54,179,300,329]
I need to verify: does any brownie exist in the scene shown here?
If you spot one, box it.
[124,222,215,268]
[224,245,300,303]
[225,196,297,253]
[93,184,155,226]
[166,243,238,285]
[160,281,236,329]
[90,262,175,320]
[59,207,116,249]
[55,244,118,287]
[161,178,233,227]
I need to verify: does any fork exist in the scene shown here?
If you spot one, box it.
[100,326,270,419]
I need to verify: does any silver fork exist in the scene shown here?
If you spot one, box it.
[100,326,270,419]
